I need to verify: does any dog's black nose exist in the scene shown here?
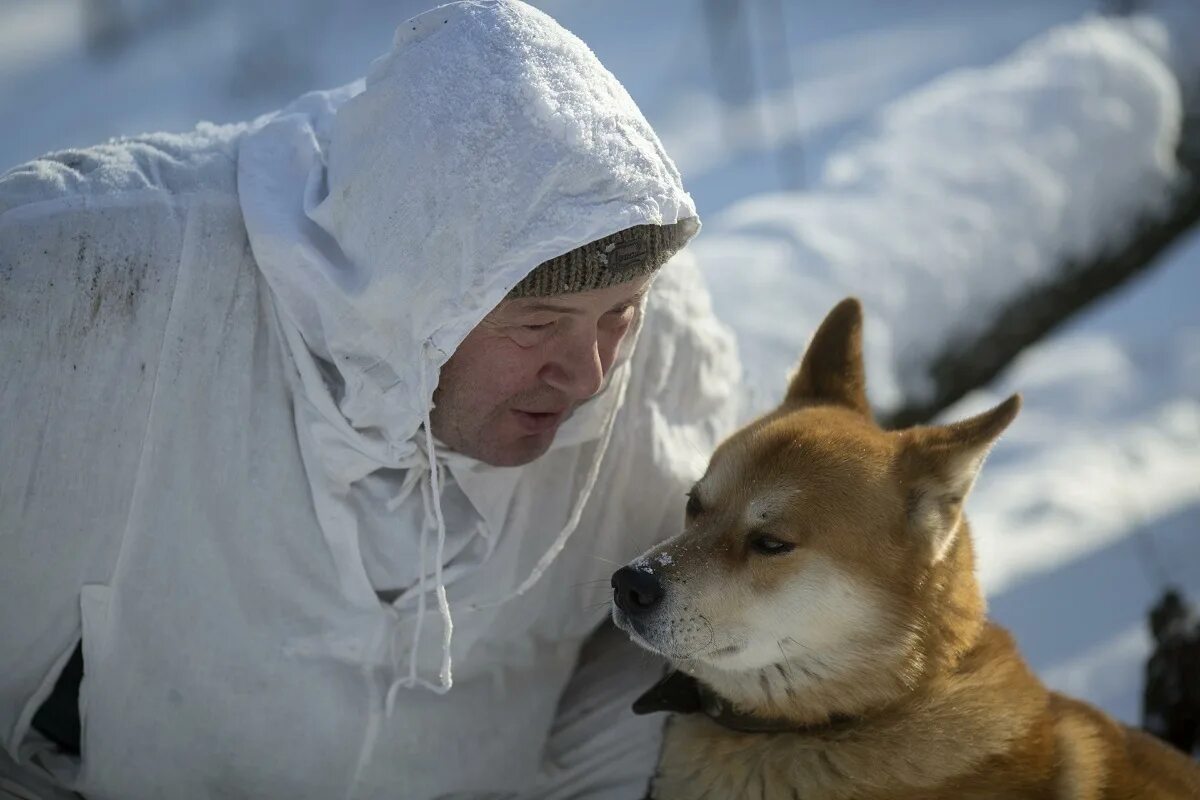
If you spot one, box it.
[611,567,664,615]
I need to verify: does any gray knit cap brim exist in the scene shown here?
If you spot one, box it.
[507,217,700,298]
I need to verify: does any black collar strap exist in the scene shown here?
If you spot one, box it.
[633,670,855,736]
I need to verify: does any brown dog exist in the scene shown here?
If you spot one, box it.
[611,299,1200,799]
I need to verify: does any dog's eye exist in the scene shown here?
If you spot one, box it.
[685,491,702,517]
[749,534,794,556]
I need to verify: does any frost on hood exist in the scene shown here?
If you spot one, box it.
[241,0,696,452]
[236,0,697,693]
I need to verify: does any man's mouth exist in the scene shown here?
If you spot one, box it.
[512,408,566,434]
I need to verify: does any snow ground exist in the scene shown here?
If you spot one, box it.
[1,0,1196,729]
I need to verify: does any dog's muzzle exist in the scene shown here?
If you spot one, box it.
[611,566,664,616]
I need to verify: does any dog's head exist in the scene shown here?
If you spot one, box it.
[612,299,1019,717]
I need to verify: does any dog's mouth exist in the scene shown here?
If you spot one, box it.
[611,607,653,646]
[612,606,685,661]
[613,603,743,666]
[611,565,746,663]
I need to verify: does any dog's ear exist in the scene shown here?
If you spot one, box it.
[898,395,1021,561]
[783,298,870,417]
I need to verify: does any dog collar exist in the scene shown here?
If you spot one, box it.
[633,670,854,736]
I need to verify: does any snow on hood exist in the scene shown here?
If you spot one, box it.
[238,0,697,463]
[236,0,697,693]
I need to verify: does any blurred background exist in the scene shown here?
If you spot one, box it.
[2,0,1197,744]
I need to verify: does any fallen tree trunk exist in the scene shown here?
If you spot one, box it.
[884,115,1200,428]
[695,10,1199,425]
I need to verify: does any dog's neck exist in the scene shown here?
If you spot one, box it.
[679,530,987,730]
[649,622,1046,800]
[633,669,860,735]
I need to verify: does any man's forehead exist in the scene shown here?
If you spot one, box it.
[493,277,653,318]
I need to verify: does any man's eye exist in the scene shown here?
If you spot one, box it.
[509,321,555,347]
[749,534,794,556]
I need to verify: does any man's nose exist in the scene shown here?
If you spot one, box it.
[542,334,605,400]
[611,567,664,616]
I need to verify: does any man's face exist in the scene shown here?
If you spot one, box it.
[430,276,653,467]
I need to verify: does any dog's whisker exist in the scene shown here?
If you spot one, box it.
[777,639,797,672]
[572,578,612,589]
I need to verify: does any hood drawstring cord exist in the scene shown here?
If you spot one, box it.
[385,321,636,703]
[466,322,638,612]
[420,349,454,691]
[474,386,619,608]
[385,348,454,713]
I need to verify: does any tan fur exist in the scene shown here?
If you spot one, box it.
[616,299,1200,799]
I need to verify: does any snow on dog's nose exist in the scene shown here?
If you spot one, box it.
[611,566,664,616]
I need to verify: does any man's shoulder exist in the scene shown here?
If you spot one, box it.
[639,252,740,384]
[0,121,249,220]
[644,252,711,325]
[625,251,742,431]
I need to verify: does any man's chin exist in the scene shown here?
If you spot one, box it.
[477,429,557,468]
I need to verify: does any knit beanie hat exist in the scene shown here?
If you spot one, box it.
[507,217,699,298]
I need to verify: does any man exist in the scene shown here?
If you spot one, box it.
[0,1,738,798]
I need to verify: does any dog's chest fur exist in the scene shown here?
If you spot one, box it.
[648,626,1055,800]
[653,715,1029,800]
[647,625,1200,799]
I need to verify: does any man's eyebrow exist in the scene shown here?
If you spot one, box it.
[517,301,584,316]
[605,286,651,312]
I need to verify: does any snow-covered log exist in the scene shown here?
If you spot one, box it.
[885,130,1200,428]
[692,6,1200,423]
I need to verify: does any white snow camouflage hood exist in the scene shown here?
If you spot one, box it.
[241,0,696,448]
[237,0,698,691]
